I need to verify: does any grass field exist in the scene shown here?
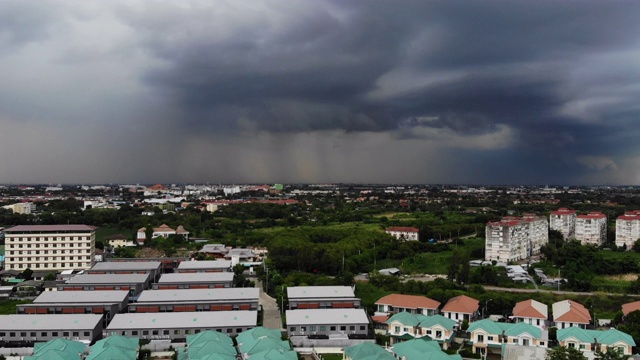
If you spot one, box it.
[0,299,32,315]
[401,238,484,274]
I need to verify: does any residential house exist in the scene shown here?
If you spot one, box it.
[373,293,440,331]
[85,335,139,360]
[557,327,635,356]
[622,300,640,317]
[468,319,547,357]
[128,288,259,313]
[343,342,395,360]
[391,338,463,360]
[152,224,176,238]
[287,286,361,309]
[385,227,420,241]
[59,273,152,298]
[511,299,548,329]
[552,300,591,329]
[285,308,369,337]
[175,260,232,273]
[0,314,103,345]
[25,338,86,360]
[152,272,234,290]
[176,330,236,360]
[386,312,456,349]
[441,295,479,324]
[105,234,135,248]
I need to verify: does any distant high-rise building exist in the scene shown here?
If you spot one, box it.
[549,208,577,240]
[4,225,96,272]
[616,211,640,250]
[485,214,548,262]
[575,212,607,246]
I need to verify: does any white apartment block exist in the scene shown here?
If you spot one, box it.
[549,208,576,240]
[575,212,607,246]
[485,215,548,262]
[616,211,640,249]
[4,225,96,272]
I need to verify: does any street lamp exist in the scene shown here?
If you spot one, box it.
[483,299,492,319]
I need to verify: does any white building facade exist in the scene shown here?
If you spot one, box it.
[4,225,96,272]
[616,211,640,249]
[549,208,577,240]
[485,215,548,262]
[575,212,607,246]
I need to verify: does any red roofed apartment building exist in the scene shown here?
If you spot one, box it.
[552,300,591,329]
[385,227,420,241]
[575,212,607,246]
[511,299,548,329]
[616,211,640,249]
[441,295,479,324]
[485,215,548,262]
[549,208,577,240]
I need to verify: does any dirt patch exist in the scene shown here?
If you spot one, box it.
[604,274,640,281]
[137,247,165,258]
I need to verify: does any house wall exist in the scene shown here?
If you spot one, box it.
[287,322,368,337]
[128,300,258,313]
[289,299,361,309]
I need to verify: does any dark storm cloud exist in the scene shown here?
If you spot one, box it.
[2,0,640,184]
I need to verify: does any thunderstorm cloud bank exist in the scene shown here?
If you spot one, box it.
[1,0,640,185]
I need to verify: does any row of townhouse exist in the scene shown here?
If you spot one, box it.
[485,214,548,262]
[344,341,461,360]
[374,294,479,328]
[550,208,608,245]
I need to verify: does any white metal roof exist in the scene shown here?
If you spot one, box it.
[65,273,149,284]
[136,288,259,303]
[90,262,161,271]
[107,311,257,330]
[158,272,234,283]
[287,286,355,299]
[285,309,369,325]
[177,260,232,270]
[0,314,102,330]
[33,290,129,304]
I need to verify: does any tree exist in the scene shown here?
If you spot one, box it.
[545,346,587,360]
[20,268,33,280]
[594,347,630,360]
[632,239,640,253]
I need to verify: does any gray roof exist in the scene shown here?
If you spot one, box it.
[107,311,257,330]
[0,314,102,330]
[33,290,129,304]
[5,225,97,233]
[90,262,161,271]
[136,288,259,303]
[287,286,355,299]
[65,274,149,285]
[177,260,232,270]
[158,272,234,283]
[285,309,369,326]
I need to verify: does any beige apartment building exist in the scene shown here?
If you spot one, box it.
[616,211,640,249]
[575,212,607,246]
[549,208,576,240]
[4,225,96,272]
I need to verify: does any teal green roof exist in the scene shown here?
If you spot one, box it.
[25,349,81,360]
[187,341,238,359]
[179,330,237,360]
[468,319,541,338]
[391,338,442,359]
[186,331,234,348]
[239,338,291,355]
[87,335,138,360]
[558,327,636,346]
[249,348,298,360]
[344,342,395,360]
[386,312,425,327]
[27,338,86,360]
[236,326,282,349]
[419,315,456,330]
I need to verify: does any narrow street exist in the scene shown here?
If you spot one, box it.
[255,279,283,330]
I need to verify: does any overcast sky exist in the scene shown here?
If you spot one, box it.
[1,0,640,185]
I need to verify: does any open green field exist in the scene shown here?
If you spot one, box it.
[401,238,484,274]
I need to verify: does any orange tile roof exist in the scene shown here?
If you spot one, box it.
[371,315,390,324]
[442,295,479,314]
[512,299,547,319]
[553,300,591,324]
[375,294,441,310]
[622,301,640,316]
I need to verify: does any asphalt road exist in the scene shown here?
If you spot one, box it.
[255,280,283,330]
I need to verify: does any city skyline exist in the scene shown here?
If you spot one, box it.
[1,1,640,185]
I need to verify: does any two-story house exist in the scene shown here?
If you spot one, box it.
[552,300,591,329]
[386,312,456,349]
[441,295,479,325]
[468,319,547,357]
[557,327,635,357]
[511,299,548,329]
[373,294,441,331]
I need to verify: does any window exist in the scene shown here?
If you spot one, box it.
[436,331,442,338]
[341,326,346,331]
[579,344,585,350]
[20,332,26,337]
[164,330,170,335]
[174,330,180,335]
[63,332,69,337]
[185,330,192,334]
[320,326,326,331]
[143,331,149,335]
[152,330,159,335]
[84,332,90,336]
[0,332,5,337]
[488,336,494,341]
[395,326,400,333]
[41,332,47,337]
[290,327,296,332]
[330,326,336,331]
[52,332,58,337]
[236,328,242,333]
[568,343,575,349]
[360,326,366,331]
[477,335,484,343]
[540,341,545,346]
[9,332,15,337]
[349,326,355,331]
[30,332,36,337]
[132,331,138,335]
[426,330,432,334]
[311,326,317,331]
[226,329,232,333]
